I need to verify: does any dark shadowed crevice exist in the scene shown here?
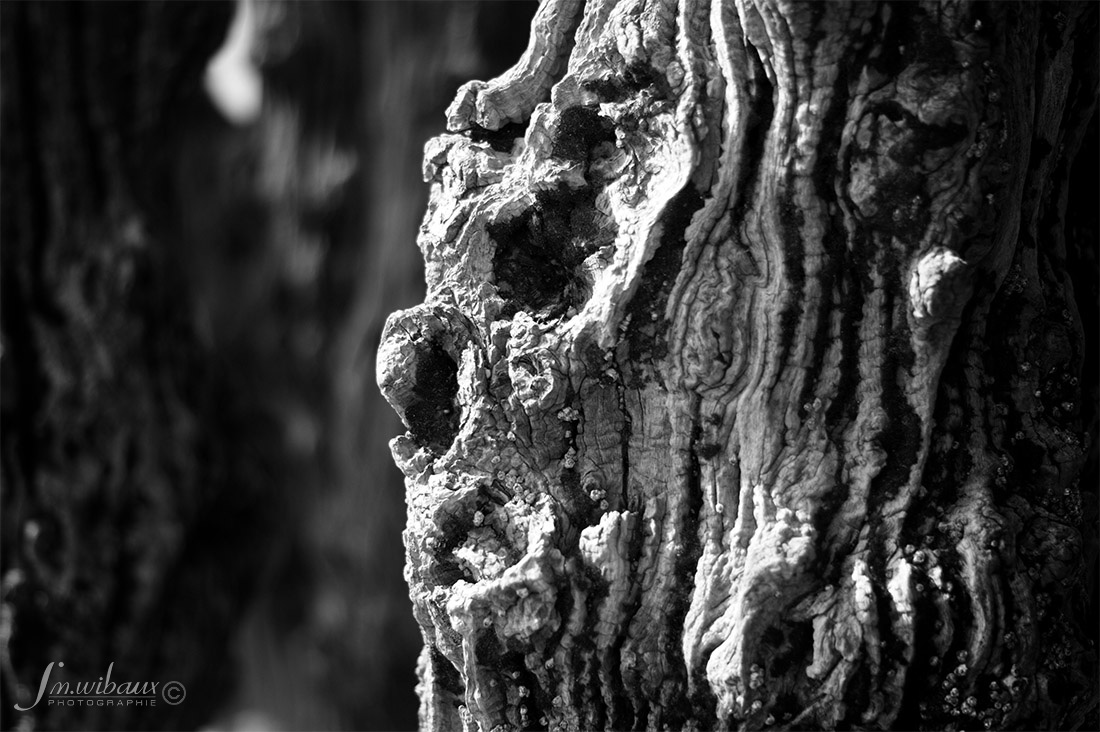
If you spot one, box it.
[665,407,717,729]
[624,186,705,382]
[430,644,465,699]
[581,60,674,104]
[775,191,806,379]
[728,44,774,269]
[468,120,530,152]
[405,340,461,452]
[863,295,922,709]
[552,106,615,162]
[573,564,609,730]
[604,517,647,730]
[501,650,547,731]
[490,187,615,321]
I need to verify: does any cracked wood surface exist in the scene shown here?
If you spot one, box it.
[378,1,1099,730]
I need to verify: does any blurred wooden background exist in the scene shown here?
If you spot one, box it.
[0,2,534,730]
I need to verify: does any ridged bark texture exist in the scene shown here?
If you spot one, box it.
[378,1,1099,730]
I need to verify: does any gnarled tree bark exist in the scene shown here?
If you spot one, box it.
[379,1,1098,730]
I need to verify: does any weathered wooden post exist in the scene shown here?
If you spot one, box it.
[379,1,1098,729]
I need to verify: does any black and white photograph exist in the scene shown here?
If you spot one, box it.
[1,1,1097,731]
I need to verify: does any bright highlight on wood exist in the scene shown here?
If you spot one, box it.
[378,1,1098,730]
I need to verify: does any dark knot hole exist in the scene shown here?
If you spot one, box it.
[405,340,461,453]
